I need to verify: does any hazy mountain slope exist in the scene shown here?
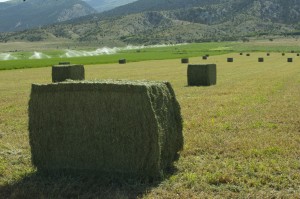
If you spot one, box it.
[1,0,300,44]
[0,0,96,32]
[84,0,137,12]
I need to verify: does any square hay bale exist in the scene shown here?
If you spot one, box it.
[59,62,71,65]
[267,53,270,56]
[287,58,293,62]
[119,59,126,64]
[282,53,285,56]
[202,56,208,60]
[52,64,85,83]
[246,53,250,56]
[181,58,189,64]
[227,58,234,62]
[28,80,183,180]
[297,53,300,56]
[258,58,264,62]
[239,52,243,55]
[187,64,217,86]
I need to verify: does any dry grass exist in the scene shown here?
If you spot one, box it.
[0,53,299,198]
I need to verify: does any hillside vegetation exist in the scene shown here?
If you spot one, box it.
[1,0,300,45]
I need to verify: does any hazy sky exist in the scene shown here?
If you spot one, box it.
[0,0,10,2]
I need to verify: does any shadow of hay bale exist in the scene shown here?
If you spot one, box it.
[0,168,178,199]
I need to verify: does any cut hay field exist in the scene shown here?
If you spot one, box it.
[0,52,299,198]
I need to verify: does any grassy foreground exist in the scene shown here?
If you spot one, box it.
[0,53,299,198]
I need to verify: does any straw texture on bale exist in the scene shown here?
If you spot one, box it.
[287,58,293,62]
[52,64,84,83]
[119,59,126,64]
[28,80,183,179]
[187,64,217,86]
[258,58,264,62]
[227,58,233,62]
[181,58,189,64]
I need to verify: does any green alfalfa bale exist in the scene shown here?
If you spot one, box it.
[28,80,183,180]
[59,62,71,65]
[119,59,126,64]
[287,58,293,62]
[227,58,233,62]
[187,64,217,86]
[258,57,264,62]
[181,58,189,64]
[52,64,85,83]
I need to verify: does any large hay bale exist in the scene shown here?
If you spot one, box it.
[52,64,85,83]
[187,64,217,86]
[227,58,233,62]
[181,58,189,64]
[258,57,264,62]
[119,59,126,64]
[28,80,183,180]
[287,58,293,62]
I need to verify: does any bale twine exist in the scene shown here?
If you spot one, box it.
[119,59,126,64]
[28,80,183,180]
[287,58,293,62]
[202,56,207,60]
[258,58,264,62]
[227,58,234,62]
[187,64,217,86]
[52,64,85,83]
[181,58,189,64]
[59,62,71,65]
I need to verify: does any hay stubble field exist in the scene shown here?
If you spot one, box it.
[0,51,299,198]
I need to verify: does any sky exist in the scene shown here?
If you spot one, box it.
[0,0,10,2]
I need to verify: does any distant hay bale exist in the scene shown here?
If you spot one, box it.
[28,80,183,180]
[291,50,295,53]
[246,53,250,56]
[206,54,210,57]
[52,64,85,83]
[202,56,207,60]
[59,62,71,65]
[267,53,270,56]
[282,53,285,56]
[181,58,189,64]
[227,58,234,62]
[119,59,126,64]
[287,58,293,62]
[187,64,217,86]
[258,58,264,62]
[240,52,243,55]
[297,53,300,56]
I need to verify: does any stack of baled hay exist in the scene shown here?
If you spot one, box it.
[187,64,217,86]
[28,80,183,180]
[52,64,84,82]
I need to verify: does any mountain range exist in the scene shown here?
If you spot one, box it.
[1,0,300,45]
